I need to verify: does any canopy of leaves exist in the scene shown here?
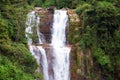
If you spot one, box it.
[76,0,120,79]
[0,0,38,79]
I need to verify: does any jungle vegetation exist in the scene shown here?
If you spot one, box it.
[0,0,120,80]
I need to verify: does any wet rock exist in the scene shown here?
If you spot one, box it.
[34,7,42,13]
[36,8,70,44]
[47,7,55,14]
[37,8,54,43]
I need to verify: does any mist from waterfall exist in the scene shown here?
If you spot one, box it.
[26,10,70,80]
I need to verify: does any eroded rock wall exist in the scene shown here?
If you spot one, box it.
[68,9,93,80]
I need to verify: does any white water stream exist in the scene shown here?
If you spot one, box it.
[26,10,70,80]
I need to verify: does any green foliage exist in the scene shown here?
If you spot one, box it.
[0,42,38,79]
[76,3,93,15]
[94,48,110,66]
[76,0,120,79]
[0,55,35,80]
[0,1,39,79]
[0,0,31,42]
[68,21,81,44]
[80,26,94,50]
[0,42,37,73]
[28,0,81,9]
[32,0,44,7]
[0,15,11,44]
[42,0,55,7]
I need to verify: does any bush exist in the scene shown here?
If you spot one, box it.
[0,42,38,79]
[0,55,35,80]
[0,42,37,73]
[76,1,120,79]
[76,3,93,16]
[0,1,41,79]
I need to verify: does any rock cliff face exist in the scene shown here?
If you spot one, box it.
[35,7,69,44]
[36,7,54,43]
[68,9,93,80]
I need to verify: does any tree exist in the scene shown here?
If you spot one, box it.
[76,1,120,79]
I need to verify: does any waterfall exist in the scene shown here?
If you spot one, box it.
[26,11,49,80]
[26,10,70,80]
[51,10,68,46]
[51,10,70,80]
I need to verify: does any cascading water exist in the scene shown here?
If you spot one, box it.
[26,10,70,80]
[51,10,70,80]
[26,11,49,80]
